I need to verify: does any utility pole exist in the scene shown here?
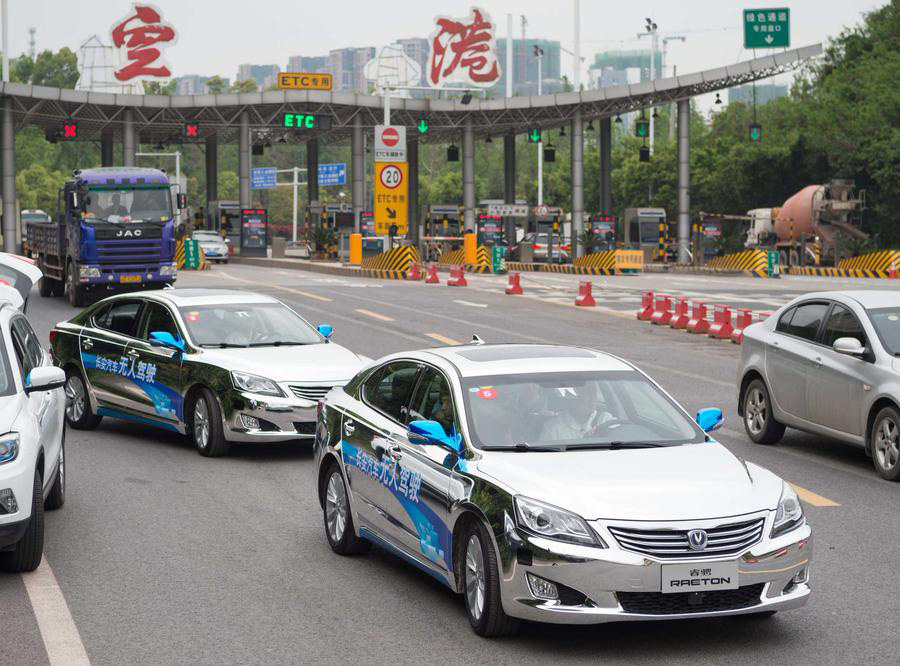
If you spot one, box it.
[28,27,35,60]
[534,45,544,206]
[573,0,581,91]
[506,14,513,97]
[637,18,658,154]
[662,36,686,141]
[2,0,9,84]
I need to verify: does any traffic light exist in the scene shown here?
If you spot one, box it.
[635,118,649,138]
[527,128,541,143]
[749,123,762,142]
[639,147,650,162]
[543,147,556,162]
[416,117,429,134]
[447,145,459,162]
[183,122,199,138]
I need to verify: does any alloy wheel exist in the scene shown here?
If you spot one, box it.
[465,535,486,622]
[193,398,210,449]
[65,376,85,423]
[874,416,900,471]
[325,473,347,543]
[745,387,767,435]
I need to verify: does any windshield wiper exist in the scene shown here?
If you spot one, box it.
[564,441,667,451]
[247,341,309,347]
[200,343,249,348]
[482,442,562,452]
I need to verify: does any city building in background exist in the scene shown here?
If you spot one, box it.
[236,63,280,89]
[174,74,208,95]
[395,38,429,86]
[588,50,662,90]
[328,47,376,92]
[287,55,328,73]
[493,39,561,96]
[728,83,789,106]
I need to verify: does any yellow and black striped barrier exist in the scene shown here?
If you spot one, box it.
[706,249,768,277]
[436,246,492,272]
[359,245,420,279]
[786,250,900,278]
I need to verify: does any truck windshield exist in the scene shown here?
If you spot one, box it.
[84,187,172,224]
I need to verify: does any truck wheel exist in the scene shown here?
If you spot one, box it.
[0,469,44,573]
[38,258,53,298]
[65,262,86,308]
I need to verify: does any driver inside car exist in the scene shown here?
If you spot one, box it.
[539,384,614,442]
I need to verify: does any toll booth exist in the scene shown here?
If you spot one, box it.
[623,207,668,263]
[530,206,567,263]
[476,214,504,247]
[323,203,354,231]
[587,214,617,252]
[423,204,463,262]
[360,212,385,257]
[240,208,268,257]
[207,200,242,247]
[699,220,723,261]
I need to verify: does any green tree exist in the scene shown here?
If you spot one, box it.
[218,172,238,200]
[206,76,226,94]
[229,79,258,93]
[12,48,79,87]
[16,163,66,213]
[143,80,176,95]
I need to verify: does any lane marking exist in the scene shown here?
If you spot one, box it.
[22,556,91,666]
[424,333,461,346]
[789,483,841,507]
[453,300,487,308]
[272,286,333,302]
[355,308,394,322]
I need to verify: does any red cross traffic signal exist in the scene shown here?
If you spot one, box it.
[62,123,77,139]
[183,123,199,138]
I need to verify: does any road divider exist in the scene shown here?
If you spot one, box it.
[731,308,753,344]
[650,294,673,326]
[447,266,468,287]
[505,272,523,295]
[405,263,423,281]
[575,281,596,307]
[687,301,710,334]
[425,263,440,284]
[670,297,690,330]
[708,305,734,339]
[637,291,654,321]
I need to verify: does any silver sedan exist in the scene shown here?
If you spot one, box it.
[738,290,900,480]
[315,343,811,636]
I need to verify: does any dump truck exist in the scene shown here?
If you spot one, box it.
[26,167,183,306]
[744,179,866,266]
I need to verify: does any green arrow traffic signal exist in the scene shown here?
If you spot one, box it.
[417,118,428,134]
[635,119,649,138]
[749,123,762,142]
[528,128,541,143]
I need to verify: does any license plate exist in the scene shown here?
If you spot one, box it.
[660,561,739,594]
[119,275,142,283]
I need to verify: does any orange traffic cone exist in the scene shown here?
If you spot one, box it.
[890,262,898,279]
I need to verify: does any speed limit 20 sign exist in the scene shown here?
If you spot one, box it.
[374,162,408,235]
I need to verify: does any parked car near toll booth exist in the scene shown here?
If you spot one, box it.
[738,290,900,480]
[315,343,812,636]
[50,289,370,457]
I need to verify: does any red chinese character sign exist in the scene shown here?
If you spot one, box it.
[428,7,500,88]
[110,4,177,83]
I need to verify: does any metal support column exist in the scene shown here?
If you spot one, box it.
[408,137,419,245]
[351,116,363,233]
[306,138,320,228]
[1,97,15,253]
[598,117,612,214]
[122,109,135,167]
[462,118,475,232]
[238,111,250,210]
[676,98,691,264]
[100,132,114,167]
[571,109,584,258]
[205,134,217,224]
[503,134,516,245]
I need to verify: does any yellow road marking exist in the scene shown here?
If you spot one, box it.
[355,308,394,321]
[424,332,461,346]
[271,285,333,302]
[790,483,840,507]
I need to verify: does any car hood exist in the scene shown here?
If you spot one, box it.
[475,442,782,521]
[197,342,366,383]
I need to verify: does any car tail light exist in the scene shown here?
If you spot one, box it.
[561,244,570,251]
[48,330,57,345]
[531,244,541,250]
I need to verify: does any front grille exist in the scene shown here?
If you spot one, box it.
[96,239,164,265]
[608,518,765,559]
[288,385,333,401]
[618,583,765,615]
[293,421,317,435]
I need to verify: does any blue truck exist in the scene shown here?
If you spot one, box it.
[26,167,182,306]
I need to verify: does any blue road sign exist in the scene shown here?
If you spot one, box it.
[251,167,277,189]
[318,163,347,186]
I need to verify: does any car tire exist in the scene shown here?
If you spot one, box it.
[65,262,86,308]
[0,469,44,573]
[44,429,66,510]
[191,388,230,457]
[38,258,53,298]
[64,370,102,430]
[743,378,785,445]
[322,463,370,555]
[461,519,519,637]
[870,405,900,481]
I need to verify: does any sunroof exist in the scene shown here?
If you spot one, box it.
[454,346,595,362]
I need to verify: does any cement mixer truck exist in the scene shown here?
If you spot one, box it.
[743,179,866,266]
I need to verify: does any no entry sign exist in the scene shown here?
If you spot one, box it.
[374,124,406,162]
[381,127,400,147]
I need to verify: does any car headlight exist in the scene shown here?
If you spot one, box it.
[0,433,19,464]
[160,263,178,276]
[771,482,805,538]
[231,371,284,397]
[78,265,101,278]
[514,495,605,547]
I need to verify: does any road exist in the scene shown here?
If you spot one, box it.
[2,263,897,665]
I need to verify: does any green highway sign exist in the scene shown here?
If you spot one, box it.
[527,128,541,143]
[635,119,650,138]
[417,118,428,134]
[282,113,332,130]
[749,123,762,142]
[743,8,790,48]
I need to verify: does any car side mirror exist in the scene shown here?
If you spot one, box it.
[833,337,866,357]
[317,324,333,339]
[149,331,186,352]
[408,420,463,455]
[25,366,66,394]
[696,407,723,433]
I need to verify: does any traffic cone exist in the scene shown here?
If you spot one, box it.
[890,262,897,279]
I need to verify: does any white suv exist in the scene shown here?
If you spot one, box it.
[0,255,67,572]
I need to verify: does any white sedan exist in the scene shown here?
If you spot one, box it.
[192,231,229,263]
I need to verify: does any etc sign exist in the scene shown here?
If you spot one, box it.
[427,7,501,88]
[110,3,177,83]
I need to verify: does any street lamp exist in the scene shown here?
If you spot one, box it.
[533,44,545,206]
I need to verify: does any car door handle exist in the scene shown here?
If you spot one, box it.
[126,349,140,358]
[813,356,822,367]
[81,339,93,350]
[343,420,355,436]
[387,445,403,462]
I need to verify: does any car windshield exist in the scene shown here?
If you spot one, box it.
[178,302,324,348]
[867,307,900,354]
[193,233,221,242]
[84,187,172,224]
[461,371,703,450]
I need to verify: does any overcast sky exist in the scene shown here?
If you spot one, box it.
[4,0,884,110]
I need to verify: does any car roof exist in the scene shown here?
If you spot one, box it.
[136,288,278,307]
[788,290,900,310]
[424,343,635,377]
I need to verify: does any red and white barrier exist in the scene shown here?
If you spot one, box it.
[687,302,710,334]
[637,291,654,321]
[575,281,596,307]
[650,294,673,326]
[447,266,467,287]
[405,263,422,281]
[669,297,690,330]
[730,308,753,344]
[505,272,523,295]
[425,263,440,284]
[708,305,734,340]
